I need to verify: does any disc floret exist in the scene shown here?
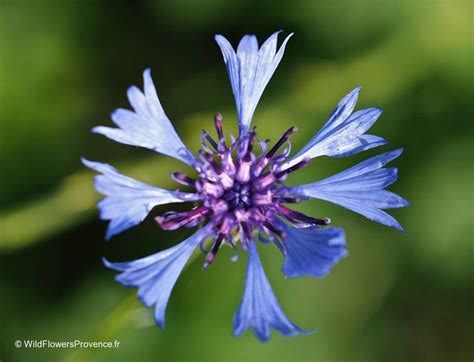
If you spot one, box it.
[155,114,330,267]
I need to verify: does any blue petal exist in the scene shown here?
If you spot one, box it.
[233,240,312,341]
[289,149,409,231]
[286,88,386,167]
[103,225,212,328]
[82,159,199,239]
[215,31,293,134]
[93,69,195,165]
[280,224,347,278]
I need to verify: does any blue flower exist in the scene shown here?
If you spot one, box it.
[84,31,408,342]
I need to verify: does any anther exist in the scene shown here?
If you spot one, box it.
[275,158,310,179]
[214,113,224,140]
[155,206,209,230]
[203,234,225,269]
[201,129,218,150]
[263,222,286,238]
[236,157,252,183]
[275,196,304,204]
[277,205,330,226]
[253,173,276,191]
[247,127,257,153]
[266,126,297,158]
[240,223,252,242]
[170,172,196,187]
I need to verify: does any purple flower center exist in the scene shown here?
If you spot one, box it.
[223,182,252,209]
[155,114,329,267]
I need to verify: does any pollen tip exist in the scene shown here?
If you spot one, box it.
[214,113,223,124]
[203,253,215,269]
[206,253,214,262]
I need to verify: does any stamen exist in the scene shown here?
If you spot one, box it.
[258,139,270,153]
[219,215,235,234]
[236,156,252,183]
[252,157,270,177]
[210,199,229,214]
[277,205,330,226]
[155,206,210,230]
[238,131,255,159]
[197,150,219,175]
[201,129,218,150]
[203,234,224,268]
[240,222,252,242]
[263,221,286,238]
[214,113,224,141]
[252,190,273,206]
[275,196,304,204]
[247,127,257,153]
[253,173,276,191]
[170,172,195,187]
[197,180,223,198]
[252,128,296,177]
[275,158,310,178]
[266,126,297,158]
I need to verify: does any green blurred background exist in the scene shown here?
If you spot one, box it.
[0,0,472,361]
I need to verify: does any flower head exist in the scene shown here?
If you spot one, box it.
[83,31,408,341]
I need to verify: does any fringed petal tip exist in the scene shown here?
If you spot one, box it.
[233,324,314,342]
[143,67,152,78]
[345,86,362,101]
[81,158,195,239]
[215,31,294,133]
[287,87,387,166]
[81,157,100,170]
[290,149,408,231]
[233,240,311,342]
[101,256,114,269]
[102,226,211,330]
[90,68,195,165]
